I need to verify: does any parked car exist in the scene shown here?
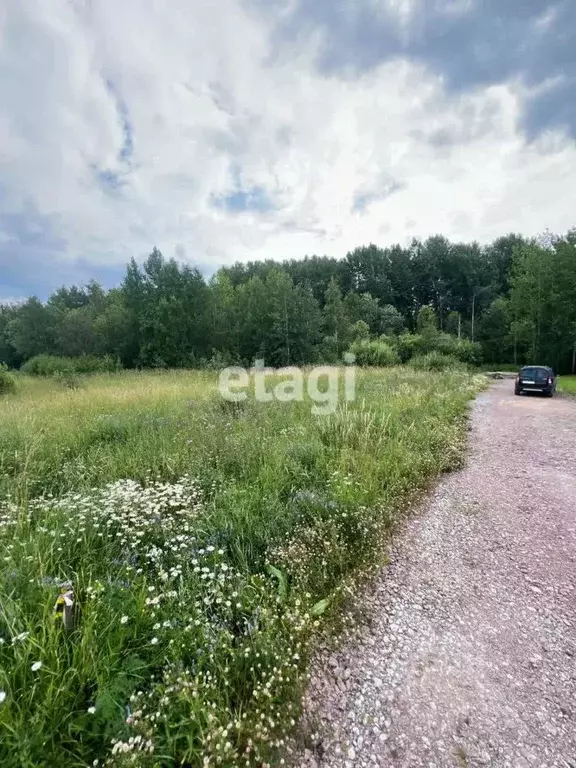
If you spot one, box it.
[514,366,556,397]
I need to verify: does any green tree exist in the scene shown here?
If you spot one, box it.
[345,245,393,305]
[445,311,461,337]
[264,269,322,365]
[93,289,139,365]
[416,305,438,335]
[477,298,512,364]
[509,241,554,364]
[6,297,57,360]
[322,278,352,360]
[235,277,271,364]
[208,272,238,362]
[55,307,98,357]
[380,304,405,335]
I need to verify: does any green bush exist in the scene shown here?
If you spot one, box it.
[204,349,241,370]
[395,333,426,362]
[409,351,466,372]
[0,363,16,395]
[432,333,482,365]
[22,355,74,376]
[349,338,400,367]
[393,331,482,365]
[21,355,117,376]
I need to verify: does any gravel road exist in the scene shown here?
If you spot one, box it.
[297,381,576,768]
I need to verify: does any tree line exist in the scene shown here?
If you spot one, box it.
[1,229,575,372]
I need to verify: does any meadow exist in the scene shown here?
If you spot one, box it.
[558,375,576,394]
[0,368,482,767]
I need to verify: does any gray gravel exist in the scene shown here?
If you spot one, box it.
[296,381,576,768]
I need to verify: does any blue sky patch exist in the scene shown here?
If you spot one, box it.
[213,185,275,214]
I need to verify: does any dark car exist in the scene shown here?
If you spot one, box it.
[514,366,556,397]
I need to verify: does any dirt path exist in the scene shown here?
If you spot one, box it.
[297,381,576,768]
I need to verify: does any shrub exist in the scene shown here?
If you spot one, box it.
[0,363,16,395]
[205,350,240,370]
[350,320,370,341]
[349,339,400,367]
[433,333,482,365]
[409,351,466,372]
[22,355,74,376]
[394,332,482,365]
[395,333,426,362]
[21,355,117,376]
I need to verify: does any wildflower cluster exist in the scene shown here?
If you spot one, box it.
[270,486,385,598]
[0,476,317,767]
[105,592,314,768]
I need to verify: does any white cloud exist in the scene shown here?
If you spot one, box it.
[1,0,575,278]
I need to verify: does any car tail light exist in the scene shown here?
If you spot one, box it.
[548,376,553,385]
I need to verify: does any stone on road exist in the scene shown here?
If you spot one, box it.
[297,381,576,768]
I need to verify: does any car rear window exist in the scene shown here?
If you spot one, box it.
[521,367,549,378]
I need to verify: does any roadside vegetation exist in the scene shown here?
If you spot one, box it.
[558,375,576,394]
[0,367,482,767]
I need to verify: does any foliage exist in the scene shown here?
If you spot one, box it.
[0,364,16,395]
[5,297,57,360]
[409,352,466,372]
[380,304,406,335]
[21,355,117,376]
[477,297,513,364]
[431,333,482,365]
[0,369,481,766]
[508,234,576,372]
[416,304,438,334]
[349,338,400,367]
[2,228,576,372]
[558,375,576,394]
[395,332,427,363]
[322,277,351,360]
[350,320,370,341]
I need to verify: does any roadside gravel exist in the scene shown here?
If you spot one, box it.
[295,381,576,768]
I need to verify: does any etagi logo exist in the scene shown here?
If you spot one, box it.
[219,355,357,415]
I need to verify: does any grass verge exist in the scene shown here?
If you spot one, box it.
[558,375,576,394]
[0,368,483,767]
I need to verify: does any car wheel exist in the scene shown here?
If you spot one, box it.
[515,388,521,396]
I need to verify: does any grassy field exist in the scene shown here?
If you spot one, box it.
[0,368,482,767]
[558,375,576,394]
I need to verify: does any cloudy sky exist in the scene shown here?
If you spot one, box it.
[1,0,575,300]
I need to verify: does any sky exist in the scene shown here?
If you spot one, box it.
[1,0,575,301]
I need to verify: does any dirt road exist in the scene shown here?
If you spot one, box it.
[298,381,576,768]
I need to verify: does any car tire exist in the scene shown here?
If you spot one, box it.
[515,388,521,396]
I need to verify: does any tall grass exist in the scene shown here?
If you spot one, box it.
[0,368,483,766]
